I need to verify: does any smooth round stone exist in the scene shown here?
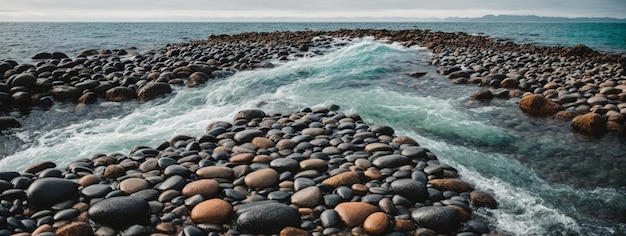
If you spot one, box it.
[27,178,78,209]
[119,225,149,236]
[323,194,341,208]
[53,208,79,221]
[401,146,427,159]
[334,202,381,227]
[103,165,125,179]
[190,199,232,224]
[268,191,291,202]
[88,196,150,227]
[196,166,234,179]
[335,186,354,200]
[183,225,205,236]
[244,168,278,189]
[131,189,160,201]
[372,154,410,168]
[156,175,186,191]
[230,153,254,163]
[24,161,56,174]
[302,127,325,136]
[224,188,246,200]
[428,179,474,193]
[291,186,321,208]
[322,171,360,188]
[252,137,275,149]
[379,198,398,214]
[182,179,219,198]
[293,178,316,191]
[164,164,191,177]
[363,212,389,235]
[299,159,327,171]
[234,129,263,143]
[320,209,340,227]
[469,190,498,208]
[78,174,101,186]
[119,178,149,194]
[56,222,94,236]
[411,206,460,233]
[391,179,427,201]
[158,157,177,169]
[364,143,393,153]
[270,158,299,173]
[276,139,297,150]
[235,202,300,234]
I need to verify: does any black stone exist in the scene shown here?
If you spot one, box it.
[391,179,427,201]
[270,158,299,173]
[235,202,300,234]
[372,154,411,168]
[320,209,340,227]
[411,206,460,233]
[88,196,150,227]
[27,178,78,209]
[156,175,186,191]
[53,208,79,221]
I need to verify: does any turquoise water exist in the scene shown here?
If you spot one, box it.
[1,23,626,235]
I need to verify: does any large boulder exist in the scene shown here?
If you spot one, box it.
[570,113,606,136]
[137,82,172,102]
[518,94,563,116]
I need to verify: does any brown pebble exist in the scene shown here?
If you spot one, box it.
[413,227,437,236]
[230,153,255,163]
[118,178,149,194]
[334,202,381,227]
[299,158,327,171]
[190,199,232,224]
[364,169,382,180]
[155,222,177,234]
[428,178,474,192]
[72,202,90,212]
[103,165,125,179]
[56,222,94,236]
[363,212,389,235]
[32,224,54,235]
[252,137,275,149]
[279,226,309,236]
[252,154,271,163]
[392,136,419,145]
[470,190,498,208]
[322,171,361,188]
[448,205,471,221]
[244,168,278,189]
[394,219,416,231]
[196,166,235,179]
[276,139,296,150]
[351,184,369,195]
[364,143,393,153]
[298,208,315,215]
[78,174,101,186]
[182,179,220,198]
[24,161,56,174]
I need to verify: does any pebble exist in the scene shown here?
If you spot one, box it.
[291,186,322,208]
[244,168,278,189]
[363,212,390,235]
[322,171,360,188]
[411,206,460,233]
[190,199,232,224]
[181,179,219,198]
[334,202,381,227]
[88,196,150,227]
[26,178,78,209]
[118,178,149,194]
[235,202,300,234]
[428,179,474,192]
[56,222,94,236]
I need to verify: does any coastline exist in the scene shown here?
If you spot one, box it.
[0,28,625,235]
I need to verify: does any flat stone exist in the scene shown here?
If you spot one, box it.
[244,168,278,189]
[302,127,325,136]
[190,199,232,224]
[230,153,255,163]
[270,158,300,172]
[411,206,460,233]
[322,171,361,188]
[103,165,125,179]
[182,179,219,198]
[299,158,327,171]
[587,96,608,106]
[234,129,264,143]
[78,174,100,186]
[233,109,266,121]
[119,178,149,194]
[156,175,186,191]
[56,222,94,236]
[81,184,112,199]
[291,186,322,208]
[428,179,474,193]
[24,161,56,174]
[363,212,389,235]
[196,166,234,179]
[235,202,300,234]
[334,202,380,227]
[470,190,497,208]
[88,196,150,227]
[252,137,274,149]
[364,143,393,153]
[372,154,411,168]
[27,178,78,209]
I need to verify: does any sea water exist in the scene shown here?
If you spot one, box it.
[1,22,626,235]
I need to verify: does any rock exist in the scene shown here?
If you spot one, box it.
[364,143,393,153]
[182,179,219,198]
[235,202,300,234]
[234,109,266,121]
[280,226,309,236]
[137,82,172,102]
[518,94,563,116]
[32,52,52,59]
[196,166,234,179]
[78,92,98,104]
[190,199,232,224]
[471,89,494,100]
[428,179,474,192]
[0,116,21,129]
[448,71,470,79]
[88,196,150,227]
[251,137,274,149]
[470,190,497,208]
[570,113,607,136]
[50,85,81,101]
[322,171,361,188]
[52,52,69,59]
[334,202,380,227]
[391,179,427,201]
[234,129,264,143]
[407,71,427,78]
[554,111,579,120]
[244,168,278,189]
[363,212,389,235]
[411,206,460,233]
[372,154,411,168]
[187,72,211,88]
[587,96,609,106]
[27,178,78,209]
[291,186,322,208]
[56,222,94,236]
[105,86,135,102]
[320,209,340,227]
[302,127,325,136]
[500,78,519,88]
[118,178,149,194]
[103,165,125,179]
[11,73,37,88]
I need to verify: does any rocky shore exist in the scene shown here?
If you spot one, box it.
[0,107,498,235]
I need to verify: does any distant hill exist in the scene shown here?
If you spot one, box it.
[445,14,626,22]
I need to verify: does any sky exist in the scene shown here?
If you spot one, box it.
[0,0,624,22]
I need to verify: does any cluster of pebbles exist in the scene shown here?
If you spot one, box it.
[0,107,498,236]
[2,29,625,135]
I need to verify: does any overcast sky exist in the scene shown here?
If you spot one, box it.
[1,0,624,21]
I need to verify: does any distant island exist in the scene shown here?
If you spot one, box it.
[444,14,626,22]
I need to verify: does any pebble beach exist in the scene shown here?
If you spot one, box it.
[0,28,625,235]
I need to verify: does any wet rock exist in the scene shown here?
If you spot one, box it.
[334,202,380,227]
[372,154,411,168]
[190,199,232,224]
[56,222,94,236]
[187,72,211,88]
[244,168,278,189]
[279,226,309,236]
[105,86,135,102]
[0,116,21,129]
[320,209,340,227]
[291,186,322,208]
[88,196,150,227]
[518,94,563,116]
[391,178,427,201]
[363,212,389,235]
[137,82,172,102]
[234,129,264,143]
[411,206,460,233]
[182,179,220,198]
[471,89,494,100]
[322,171,360,188]
[27,178,78,209]
[364,143,393,153]
[234,109,266,121]
[407,71,427,78]
[11,73,36,89]
[235,202,300,234]
[570,113,606,136]
[196,166,234,179]
[428,179,474,192]
[470,190,497,208]
[118,178,149,195]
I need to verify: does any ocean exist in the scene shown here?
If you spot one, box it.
[1,22,625,235]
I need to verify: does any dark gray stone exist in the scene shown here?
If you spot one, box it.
[320,209,340,227]
[391,179,427,201]
[372,154,410,168]
[411,206,460,233]
[81,184,112,199]
[88,196,150,227]
[235,202,300,234]
[27,178,78,209]
[156,175,186,191]
[234,129,263,143]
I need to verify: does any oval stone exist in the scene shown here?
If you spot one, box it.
[196,166,234,179]
[88,196,150,227]
[363,212,389,235]
[291,186,322,208]
[334,202,380,227]
[236,202,300,234]
[372,154,411,168]
[182,179,219,198]
[411,206,460,233]
[244,168,278,189]
[119,178,149,195]
[27,178,78,209]
[190,199,232,224]
[391,179,427,201]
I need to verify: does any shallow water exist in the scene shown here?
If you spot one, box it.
[1,38,624,235]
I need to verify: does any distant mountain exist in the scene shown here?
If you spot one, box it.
[445,15,626,22]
